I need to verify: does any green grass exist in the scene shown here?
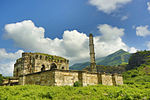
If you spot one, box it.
[0,84,150,100]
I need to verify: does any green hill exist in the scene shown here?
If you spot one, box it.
[69,62,90,70]
[123,50,150,84]
[97,49,131,66]
[70,49,131,70]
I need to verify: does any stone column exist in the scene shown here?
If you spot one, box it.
[89,34,97,72]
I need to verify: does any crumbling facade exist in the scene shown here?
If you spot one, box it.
[3,33,123,86]
[13,53,69,77]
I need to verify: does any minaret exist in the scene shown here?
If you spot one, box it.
[89,33,97,72]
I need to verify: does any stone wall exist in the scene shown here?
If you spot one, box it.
[19,69,123,86]
[112,74,123,85]
[54,70,79,86]
[19,70,55,86]
[101,73,113,85]
[82,72,98,86]
[14,52,69,77]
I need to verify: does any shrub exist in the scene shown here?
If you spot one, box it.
[0,74,3,86]
[73,81,82,87]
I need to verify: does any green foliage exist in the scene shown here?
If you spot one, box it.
[34,52,66,60]
[128,50,150,70]
[74,81,82,87]
[96,65,126,74]
[123,65,150,84]
[0,74,3,85]
[0,85,150,100]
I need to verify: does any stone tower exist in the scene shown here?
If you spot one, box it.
[89,34,97,72]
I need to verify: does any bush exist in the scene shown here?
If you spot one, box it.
[0,74,3,86]
[0,85,150,100]
[73,81,82,87]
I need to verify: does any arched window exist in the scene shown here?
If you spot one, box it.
[35,55,38,59]
[40,56,42,59]
[41,65,45,71]
[50,63,57,70]
[62,67,64,70]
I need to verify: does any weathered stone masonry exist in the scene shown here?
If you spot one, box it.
[14,52,69,77]
[19,69,123,86]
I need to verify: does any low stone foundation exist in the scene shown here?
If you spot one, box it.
[2,77,19,86]
[19,69,123,86]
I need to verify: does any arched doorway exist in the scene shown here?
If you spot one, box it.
[41,65,45,71]
[50,63,57,70]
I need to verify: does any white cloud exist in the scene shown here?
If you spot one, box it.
[147,2,150,12]
[95,24,128,57]
[136,25,150,37]
[121,15,128,21]
[89,0,132,14]
[0,49,23,76]
[4,20,135,67]
[146,42,150,50]
[129,47,137,53]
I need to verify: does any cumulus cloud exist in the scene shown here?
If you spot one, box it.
[129,47,137,53]
[89,0,132,14]
[147,42,150,50]
[4,20,135,66]
[0,49,23,76]
[147,2,150,11]
[95,24,128,57]
[121,15,128,21]
[136,25,150,37]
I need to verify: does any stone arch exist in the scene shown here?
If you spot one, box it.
[40,55,42,59]
[61,66,64,70]
[60,64,66,70]
[50,63,57,70]
[41,64,45,71]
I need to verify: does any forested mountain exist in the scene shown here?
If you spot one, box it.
[70,49,131,70]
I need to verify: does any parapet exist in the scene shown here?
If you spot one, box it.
[20,52,69,64]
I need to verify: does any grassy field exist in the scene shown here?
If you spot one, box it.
[0,84,150,100]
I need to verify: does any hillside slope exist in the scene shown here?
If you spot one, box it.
[123,50,150,84]
[97,49,131,66]
[70,49,131,70]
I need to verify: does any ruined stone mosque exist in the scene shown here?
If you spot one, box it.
[3,34,123,86]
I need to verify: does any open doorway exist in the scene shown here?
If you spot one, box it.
[41,65,45,71]
[50,63,57,70]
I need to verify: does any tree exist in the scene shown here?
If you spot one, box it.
[0,74,3,85]
[128,51,150,70]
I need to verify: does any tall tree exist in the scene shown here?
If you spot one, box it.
[0,74,3,85]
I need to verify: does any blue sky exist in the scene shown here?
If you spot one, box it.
[0,0,150,76]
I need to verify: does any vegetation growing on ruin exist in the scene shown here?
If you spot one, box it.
[0,84,150,100]
[34,52,67,60]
